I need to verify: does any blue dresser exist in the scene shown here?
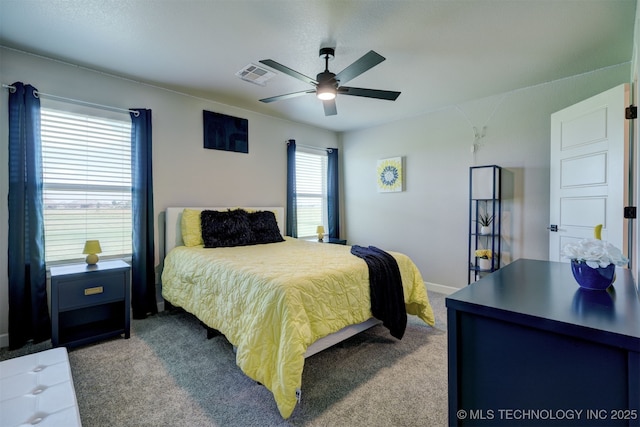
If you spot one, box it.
[447,259,640,426]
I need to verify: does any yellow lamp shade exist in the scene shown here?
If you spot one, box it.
[83,240,102,254]
[83,240,102,265]
[316,225,325,242]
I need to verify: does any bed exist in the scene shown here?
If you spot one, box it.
[161,206,435,419]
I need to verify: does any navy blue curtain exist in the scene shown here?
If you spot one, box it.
[8,82,50,349]
[130,109,158,319]
[327,148,340,238]
[286,139,297,237]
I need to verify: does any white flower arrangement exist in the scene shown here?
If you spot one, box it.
[562,238,629,268]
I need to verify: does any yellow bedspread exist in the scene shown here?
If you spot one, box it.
[161,237,434,418]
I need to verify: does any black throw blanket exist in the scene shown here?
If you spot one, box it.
[350,245,407,339]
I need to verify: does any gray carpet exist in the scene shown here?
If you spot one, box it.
[1,291,448,427]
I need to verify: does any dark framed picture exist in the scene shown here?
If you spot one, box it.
[203,110,248,153]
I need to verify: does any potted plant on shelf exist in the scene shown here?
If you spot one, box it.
[476,212,494,235]
[475,249,493,271]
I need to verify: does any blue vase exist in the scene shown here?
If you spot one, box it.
[570,260,616,290]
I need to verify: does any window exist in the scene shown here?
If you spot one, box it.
[295,149,328,238]
[40,104,132,263]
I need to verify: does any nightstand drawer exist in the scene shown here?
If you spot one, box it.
[57,273,125,311]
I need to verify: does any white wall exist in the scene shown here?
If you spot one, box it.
[342,64,631,290]
[0,47,339,346]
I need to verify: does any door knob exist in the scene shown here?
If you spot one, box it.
[547,225,558,232]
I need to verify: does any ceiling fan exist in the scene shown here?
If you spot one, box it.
[258,47,401,116]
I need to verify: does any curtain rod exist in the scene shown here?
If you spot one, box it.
[2,83,139,116]
[289,142,335,153]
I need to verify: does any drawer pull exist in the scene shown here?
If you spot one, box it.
[84,286,104,296]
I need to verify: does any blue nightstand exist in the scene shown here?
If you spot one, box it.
[51,260,130,348]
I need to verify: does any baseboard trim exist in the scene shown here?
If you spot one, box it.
[426,281,460,295]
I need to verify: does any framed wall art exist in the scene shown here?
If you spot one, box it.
[377,156,403,192]
[203,110,248,153]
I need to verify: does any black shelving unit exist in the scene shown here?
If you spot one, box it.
[468,165,502,284]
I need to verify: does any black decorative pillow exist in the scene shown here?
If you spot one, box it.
[248,210,284,244]
[201,209,253,248]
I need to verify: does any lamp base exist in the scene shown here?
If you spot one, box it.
[85,254,100,265]
[318,234,324,242]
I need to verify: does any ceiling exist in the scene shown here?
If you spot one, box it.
[0,0,636,132]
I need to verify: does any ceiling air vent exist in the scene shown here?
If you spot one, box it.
[236,64,276,86]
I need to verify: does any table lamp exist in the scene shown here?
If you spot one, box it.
[83,240,102,265]
[316,225,325,242]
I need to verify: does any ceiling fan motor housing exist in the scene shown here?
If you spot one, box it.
[316,71,338,100]
[317,71,338,87]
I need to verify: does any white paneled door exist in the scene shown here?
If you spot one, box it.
[549,84,630,262]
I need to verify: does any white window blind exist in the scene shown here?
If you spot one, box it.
[41,107,132,263]
[295,149,328,238]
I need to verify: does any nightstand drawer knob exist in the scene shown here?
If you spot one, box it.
[84,286,104,296]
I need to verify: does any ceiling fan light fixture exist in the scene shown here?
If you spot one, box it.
[316,79,337,100]
[317,88,336,100]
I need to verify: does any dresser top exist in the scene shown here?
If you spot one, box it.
[446,259,640,348]
[49,260,130,277]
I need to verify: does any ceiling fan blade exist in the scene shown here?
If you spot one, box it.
[339,86,401,101]
[260,90,315,103]
[323,99,337,116]
[259,59,318,86]
[334,50,385,85]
